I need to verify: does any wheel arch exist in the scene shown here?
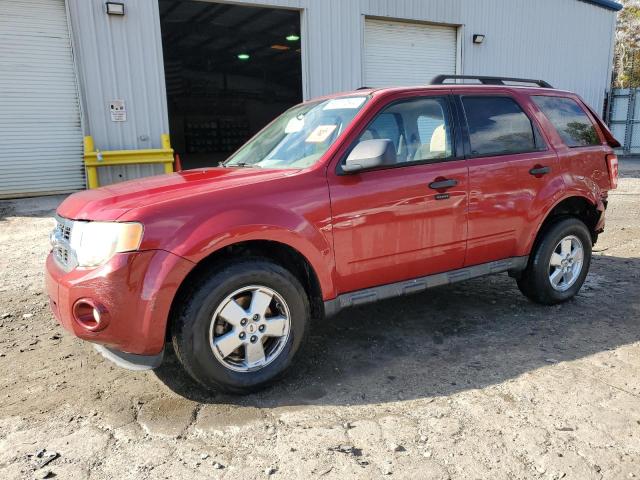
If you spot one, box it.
[166,239,326,342]
[527,194,603,257]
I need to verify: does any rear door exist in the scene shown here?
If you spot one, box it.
[455,91,561,266]
[328,93,468,293]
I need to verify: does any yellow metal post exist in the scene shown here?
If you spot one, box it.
[161,134,174,173]
[83,136,99,189]
[82,134,174,189]
[161,133,171,150]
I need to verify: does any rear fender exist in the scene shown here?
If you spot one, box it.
[525,191,603,255]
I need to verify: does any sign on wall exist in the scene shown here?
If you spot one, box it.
[109,99,127,122]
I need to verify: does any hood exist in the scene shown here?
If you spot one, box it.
[57,167,293,221]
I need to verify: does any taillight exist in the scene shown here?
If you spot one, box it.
[606,153,618,189]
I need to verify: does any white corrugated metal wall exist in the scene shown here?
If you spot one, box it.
[0,0,84,198]
[59,0,617,188]
[67,0,168,185]
[238,0,616,109]
[461,0,617,112]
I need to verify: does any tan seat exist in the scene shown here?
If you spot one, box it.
[413,124,447,161]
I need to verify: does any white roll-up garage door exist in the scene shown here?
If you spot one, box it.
[364,18,457,88]
[0,0,84,198]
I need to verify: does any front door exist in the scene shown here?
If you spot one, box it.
[328,95,468,294]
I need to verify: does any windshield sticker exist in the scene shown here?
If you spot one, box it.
[305,125,338,143]
[323,97,367,110]
[285,115,305,133]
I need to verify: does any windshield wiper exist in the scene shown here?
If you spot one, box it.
[227,162,261,168]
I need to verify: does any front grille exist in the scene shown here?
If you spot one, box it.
[57,221,71,241]
[53,244,70,265]
[51,216,75,271]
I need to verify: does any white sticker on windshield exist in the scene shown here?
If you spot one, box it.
[323,97,367,110]
[285,115,305,133]
[305,125,337,143]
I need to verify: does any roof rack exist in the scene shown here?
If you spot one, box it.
[431,75,553,89]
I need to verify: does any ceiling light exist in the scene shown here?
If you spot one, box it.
[237,53,250,60]
[286,34,300,42]
[271,44,290,51]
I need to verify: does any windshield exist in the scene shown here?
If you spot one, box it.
[224,96,369,169]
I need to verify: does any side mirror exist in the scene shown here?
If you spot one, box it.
[342,139,397,174]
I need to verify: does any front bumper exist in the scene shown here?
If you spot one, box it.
[93,344,164,371]
[45,249,194,362]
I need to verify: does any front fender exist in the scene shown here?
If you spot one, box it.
[142,204,336,300]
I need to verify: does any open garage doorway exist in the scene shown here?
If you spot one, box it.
[159,1,303,169]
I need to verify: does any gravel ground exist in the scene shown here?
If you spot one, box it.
[0,162,639,480]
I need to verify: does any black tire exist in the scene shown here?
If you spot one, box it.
[171,258,310,394]
[517,217,592,305]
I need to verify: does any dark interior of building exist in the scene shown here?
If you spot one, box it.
[159,1,303,169]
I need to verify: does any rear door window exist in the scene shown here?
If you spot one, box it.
[461,96,543,157]
[532,96,600,147]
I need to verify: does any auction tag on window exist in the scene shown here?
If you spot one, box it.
[306,125,337,143]
[323,97,366,110]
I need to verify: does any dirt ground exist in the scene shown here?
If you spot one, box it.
[0,162,639,480]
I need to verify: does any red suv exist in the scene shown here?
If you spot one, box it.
[46,76,620,393]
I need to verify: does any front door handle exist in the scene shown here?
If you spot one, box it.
[429,178,458,190]
[529,166,551,176]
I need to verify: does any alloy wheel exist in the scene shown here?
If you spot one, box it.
[209,285,291,372]
[548,235,584,292]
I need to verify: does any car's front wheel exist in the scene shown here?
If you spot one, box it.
[171,259,310,393]
[517,217,592,305]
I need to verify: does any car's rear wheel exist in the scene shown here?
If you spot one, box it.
[517,217,592,305]
[171,259,310,393]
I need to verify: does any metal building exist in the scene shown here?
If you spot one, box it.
[0,0,622,198]
[606,88,640,155]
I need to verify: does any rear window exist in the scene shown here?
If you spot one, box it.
[532,96,600,147]
[461,96,543,157]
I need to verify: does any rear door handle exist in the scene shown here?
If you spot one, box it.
[428,179,458,190]
[529,166,551,176]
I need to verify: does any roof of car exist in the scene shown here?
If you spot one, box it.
[313,84,573,102]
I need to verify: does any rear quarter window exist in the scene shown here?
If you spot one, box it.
[532,96,600,147]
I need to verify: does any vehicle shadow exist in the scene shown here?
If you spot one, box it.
[154,253,640,407]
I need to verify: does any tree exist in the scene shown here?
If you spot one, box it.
[614,0,640,87]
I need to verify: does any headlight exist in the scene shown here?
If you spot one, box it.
[69,221,144,267]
